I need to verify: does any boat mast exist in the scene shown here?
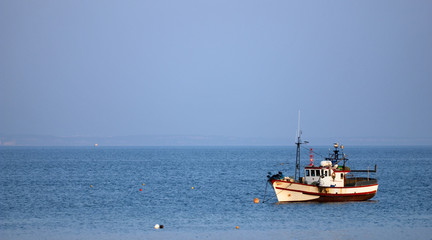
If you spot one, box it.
[295,111,302,181]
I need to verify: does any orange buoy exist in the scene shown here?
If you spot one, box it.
[253,198,260,204]
[236,226,239,229]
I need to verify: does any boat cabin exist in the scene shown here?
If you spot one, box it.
[304,161,349,187]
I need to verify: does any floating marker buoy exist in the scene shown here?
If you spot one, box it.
[160,225,164,229]
[90,185,93,188]
[154,224,160,229]
[253,198,260,204]
[142,183,145,186]
[139,189,142,191]
[236,226,239,229]
[191,187,194,189]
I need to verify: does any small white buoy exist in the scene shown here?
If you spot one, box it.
[154,224,160,229]
[94,143,98,147]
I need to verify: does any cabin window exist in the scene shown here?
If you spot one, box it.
[324,170,328,176]
[311,170,315,176]
[306,170,310,176]
[341,173,344,178]
[316,170,321,176]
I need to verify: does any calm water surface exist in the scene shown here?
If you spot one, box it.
[1,146,431,239]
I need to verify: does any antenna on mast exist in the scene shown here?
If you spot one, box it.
[297,110,301,139]
[294,110,307,181]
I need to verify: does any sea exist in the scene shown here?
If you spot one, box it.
[0,146,431,240]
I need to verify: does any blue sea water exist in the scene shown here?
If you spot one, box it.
[0,146,431,240]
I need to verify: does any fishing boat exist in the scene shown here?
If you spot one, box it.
[267,125,378,202]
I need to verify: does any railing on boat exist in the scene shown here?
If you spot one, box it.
[345,178,377,187]
[345,165,378,187]
[350,164,377,173]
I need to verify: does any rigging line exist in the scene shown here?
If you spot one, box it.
[300,146,325,158]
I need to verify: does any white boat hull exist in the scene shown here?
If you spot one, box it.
[271,180,378,202]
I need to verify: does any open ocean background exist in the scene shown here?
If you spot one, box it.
[1,146,431,240]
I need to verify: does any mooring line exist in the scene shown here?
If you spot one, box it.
[262,180,269,203]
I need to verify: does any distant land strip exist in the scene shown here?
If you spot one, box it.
[0,134,431,146]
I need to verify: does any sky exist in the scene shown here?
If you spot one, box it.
[1,0,431,145]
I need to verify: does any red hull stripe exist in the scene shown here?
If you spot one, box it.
[275,186,377,197]
[272,180,378,189]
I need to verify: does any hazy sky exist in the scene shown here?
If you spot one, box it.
[1,0,431,145]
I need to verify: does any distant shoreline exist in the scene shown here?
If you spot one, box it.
[1,134,431,147]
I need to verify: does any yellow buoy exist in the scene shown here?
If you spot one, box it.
[191,187,194,189]
[90,185,93,188]
[253,198,260,204]
[142,183,145,186]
